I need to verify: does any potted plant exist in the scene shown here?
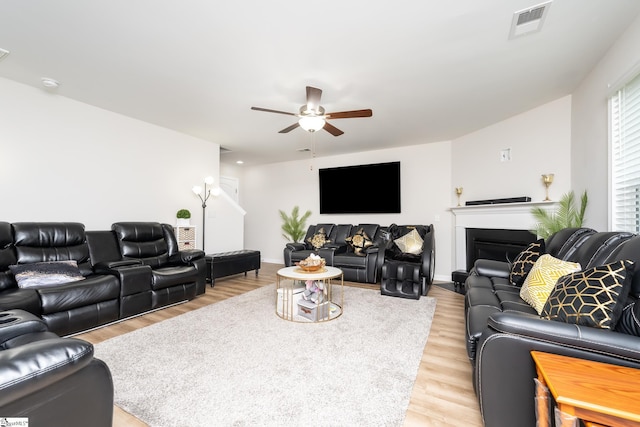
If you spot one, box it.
[531,190,588,239]
[176,209,191,226]
[279,206,312,242]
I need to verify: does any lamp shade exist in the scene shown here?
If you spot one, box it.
[299,116,325,132]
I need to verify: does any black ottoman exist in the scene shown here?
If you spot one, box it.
[451,269,469,292]
[205,250,261,287]
[380,260,422,300]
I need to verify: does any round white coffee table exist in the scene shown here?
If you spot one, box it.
[275,266,344,322]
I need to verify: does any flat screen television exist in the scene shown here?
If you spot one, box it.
[319,161,401,214]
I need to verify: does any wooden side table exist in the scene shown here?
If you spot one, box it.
[531,351,640,427]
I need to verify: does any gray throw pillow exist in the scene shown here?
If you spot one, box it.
[9,260,85,289]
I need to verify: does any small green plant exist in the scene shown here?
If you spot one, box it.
[279,206,312,242]
[531,190,588,239]
[176,209,191,219]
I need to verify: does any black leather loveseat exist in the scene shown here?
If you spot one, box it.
[464,227,640,426]
[0,221,206,336]
[283,223,435,286]
[0,309,113,426]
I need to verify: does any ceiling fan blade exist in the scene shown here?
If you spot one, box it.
[251,106,297,116]
[326,109,373,119]
[279,122,300,133]
[323,121,344,136]
[306,86,323,112]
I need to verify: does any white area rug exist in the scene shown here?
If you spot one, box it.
[95,284,436,426]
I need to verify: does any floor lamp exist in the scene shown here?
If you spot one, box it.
[192,176,215,251]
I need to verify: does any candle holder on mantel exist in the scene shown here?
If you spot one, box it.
[542,174,554,201]
[455,187,463,206]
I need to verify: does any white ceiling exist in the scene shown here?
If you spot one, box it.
[1,1,640,166]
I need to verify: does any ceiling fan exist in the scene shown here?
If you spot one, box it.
[251,86,373,136]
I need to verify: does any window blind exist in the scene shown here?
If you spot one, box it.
[611,72,640,232]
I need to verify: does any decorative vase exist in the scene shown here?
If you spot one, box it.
[176,218,190,226]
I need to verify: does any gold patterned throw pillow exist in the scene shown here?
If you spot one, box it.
[519,254,581,314]
[346,228,373,256]
[393,228,424,255]
[542,260,634,329]
[307,227,330,250]
[509,240,545,286]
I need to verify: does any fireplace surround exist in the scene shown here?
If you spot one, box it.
[450,201,558,287]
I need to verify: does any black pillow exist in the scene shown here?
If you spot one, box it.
[346,228,373,256]
[541,259,635,329]
[509,239,545,286]
[615,300,640,336]
[307,227,330,250]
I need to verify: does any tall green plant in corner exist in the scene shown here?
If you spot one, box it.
[531,190,588,239]
[279,206,312,242]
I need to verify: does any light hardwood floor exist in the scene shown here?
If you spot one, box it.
[75,262,483,426]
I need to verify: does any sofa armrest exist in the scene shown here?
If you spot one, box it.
[420,227,435,287]
[0,310,48,345]
[486,312,640,358]
[324,243,347,254]
[178,249,205,263]
[474,259,510,278]
[476,312,640,427]
[364,244,381,255]
[93,259,143,272]
[286,242,306,251]
[0,337,94,407]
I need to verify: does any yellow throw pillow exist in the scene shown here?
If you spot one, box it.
[519,254,581,314]
[393,228,424,255]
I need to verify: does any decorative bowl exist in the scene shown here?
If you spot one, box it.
[296,259,326,272]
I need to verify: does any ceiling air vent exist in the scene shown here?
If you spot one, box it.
[509,1,552,39]
[0,48,9,61]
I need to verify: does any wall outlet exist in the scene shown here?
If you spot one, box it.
[500,148,511,162]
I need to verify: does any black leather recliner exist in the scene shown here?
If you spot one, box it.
[4,222,121,336]
[283,224,336,267]
[0,309,113,426]
[380,224,436,299]
[111,222,207,309]
[465,228,640,427]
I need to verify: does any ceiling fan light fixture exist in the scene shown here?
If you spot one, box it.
[298,116,325,132]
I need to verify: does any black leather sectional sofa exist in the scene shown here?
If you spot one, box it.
[0,221,206,336]
[283,223,435,288]
[464,227,640,426]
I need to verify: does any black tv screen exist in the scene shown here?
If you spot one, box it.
[319,161,401,214]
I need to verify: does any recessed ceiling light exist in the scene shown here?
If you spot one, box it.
[236,160,244,165]
[41,78,60,88]
[0,48,9,61]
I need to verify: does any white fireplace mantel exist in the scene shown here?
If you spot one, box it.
[451,201,558,271]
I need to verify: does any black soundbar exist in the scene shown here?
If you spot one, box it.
[465,196,531,206]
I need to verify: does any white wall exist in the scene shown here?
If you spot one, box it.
[572,14,640,230]
[242,142,453,280]
[0,77,220,248]
[452,96,572,205]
